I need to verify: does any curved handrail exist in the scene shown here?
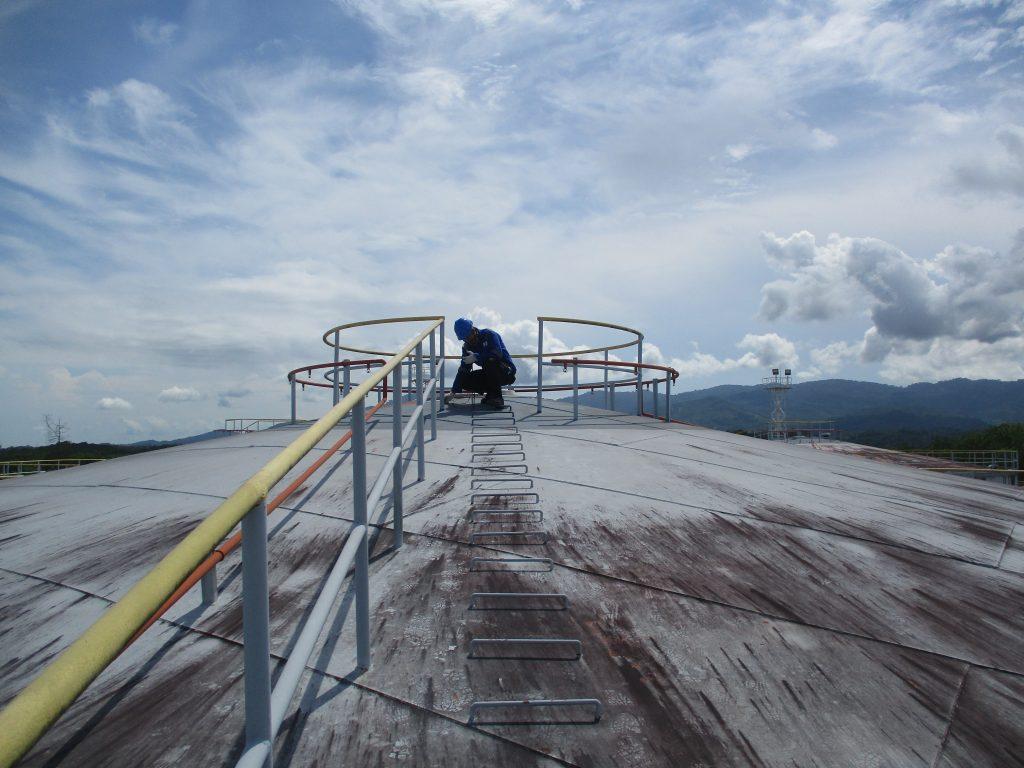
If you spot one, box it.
[0,318,443,768]
[322,315,642,360]
[288,359,386,390]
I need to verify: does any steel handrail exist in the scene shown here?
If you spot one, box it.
[0,318,443,768]
[323,315,641,360]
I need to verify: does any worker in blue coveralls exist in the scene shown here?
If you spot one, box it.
[445,317,517,409]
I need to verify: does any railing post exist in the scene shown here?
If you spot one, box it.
[343,364,351,397]
[572,359,579,421]
[603,350,609,410]
[290,378,296,424]
[428,328,437,440]
[636,340,643,416]
[536,318,544,413]
[665,375,671,423]
[415,342,426,481]
[351,398,371,671]
[391,364,404,549]
[241,500,272,768]
[439,319,446,407]
[200,565,218,606]
[332,331,340,406]
[653,379,659,418]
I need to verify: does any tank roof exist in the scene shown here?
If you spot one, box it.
[1,397,1022,766]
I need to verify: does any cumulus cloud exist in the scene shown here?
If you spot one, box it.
[158,386,203,402]
[645,333,798,380]
[759,229,1024,376]
[760,229,1024,342]
[97,397,133,411]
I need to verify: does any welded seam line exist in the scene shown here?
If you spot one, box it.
[929,664,970,768]
[996,525,1016,570]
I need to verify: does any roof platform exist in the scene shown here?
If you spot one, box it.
[2,396,1023,767]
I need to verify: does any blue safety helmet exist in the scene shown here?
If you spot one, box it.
[454,317,473,341]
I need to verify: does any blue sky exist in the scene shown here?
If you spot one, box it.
[1,0,1023,444]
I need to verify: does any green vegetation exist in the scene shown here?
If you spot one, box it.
[0,441,157,462]
[928,422,1024,458]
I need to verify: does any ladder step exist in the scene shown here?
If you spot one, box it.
[471,465,528,475]
[469,530,548,545]
[471,477,534,491]
[469,509,543,524]
[470,492,539,506]
[468,698,603,725]
[468,592,568,610]
[469,638,582,660]
[468,557,553,572]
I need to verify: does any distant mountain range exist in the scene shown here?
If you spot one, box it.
[576,378,1024,448]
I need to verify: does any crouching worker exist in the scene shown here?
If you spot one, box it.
[445,317,516,408]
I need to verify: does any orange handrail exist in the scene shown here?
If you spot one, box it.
[124,397,390,647]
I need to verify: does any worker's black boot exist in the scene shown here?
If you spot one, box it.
[482,394,505,409]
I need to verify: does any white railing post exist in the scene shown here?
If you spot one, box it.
[391,364,404,549]
[636,340,643,416]
[536,318,544,413]
[200,565,218,606]
[415,342,426,481]
[428,329,437,441]
[241,500,272,768]
[439,319,446,407]
[350,397,371,670]
[572,359,579,421]
[653,380,659,418]
[332,331,340,406]
[289,378,296,424]
[603,350,609,410]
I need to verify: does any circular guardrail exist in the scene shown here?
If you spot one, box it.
[296,315,679,418]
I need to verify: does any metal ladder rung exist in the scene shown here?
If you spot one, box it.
[469,592,568,610]
[468,557,553,572]
[470,478,534,490]
[471,465,528,475]
[469,638,582,660]
[470,492,539,506]
[471,442,523,452]
[469,530,548,545]
[472,454,527,464]
[469,509,543,523]
[468,698,603,725]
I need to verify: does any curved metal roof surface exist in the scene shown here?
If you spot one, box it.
[1,397,1023,767]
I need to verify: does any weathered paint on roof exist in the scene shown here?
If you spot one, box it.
[1,397,1022,766]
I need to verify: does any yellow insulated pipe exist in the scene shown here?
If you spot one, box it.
[0,318,442,768]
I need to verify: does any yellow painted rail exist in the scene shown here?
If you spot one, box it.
[0,317,443,768]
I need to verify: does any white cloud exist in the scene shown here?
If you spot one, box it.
[810,127,838,150]
[760,229,1024,343]
[158,386,203,402]
[759,228,1024,377]
[97,397,133,411]
[726,143,755,161]
[133,17,178,46]
[644,332,798,380]
[809,341,860,375]
[121,418,143,434]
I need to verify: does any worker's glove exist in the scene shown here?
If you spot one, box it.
[462,351,479,365]
[444,392,457,405]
